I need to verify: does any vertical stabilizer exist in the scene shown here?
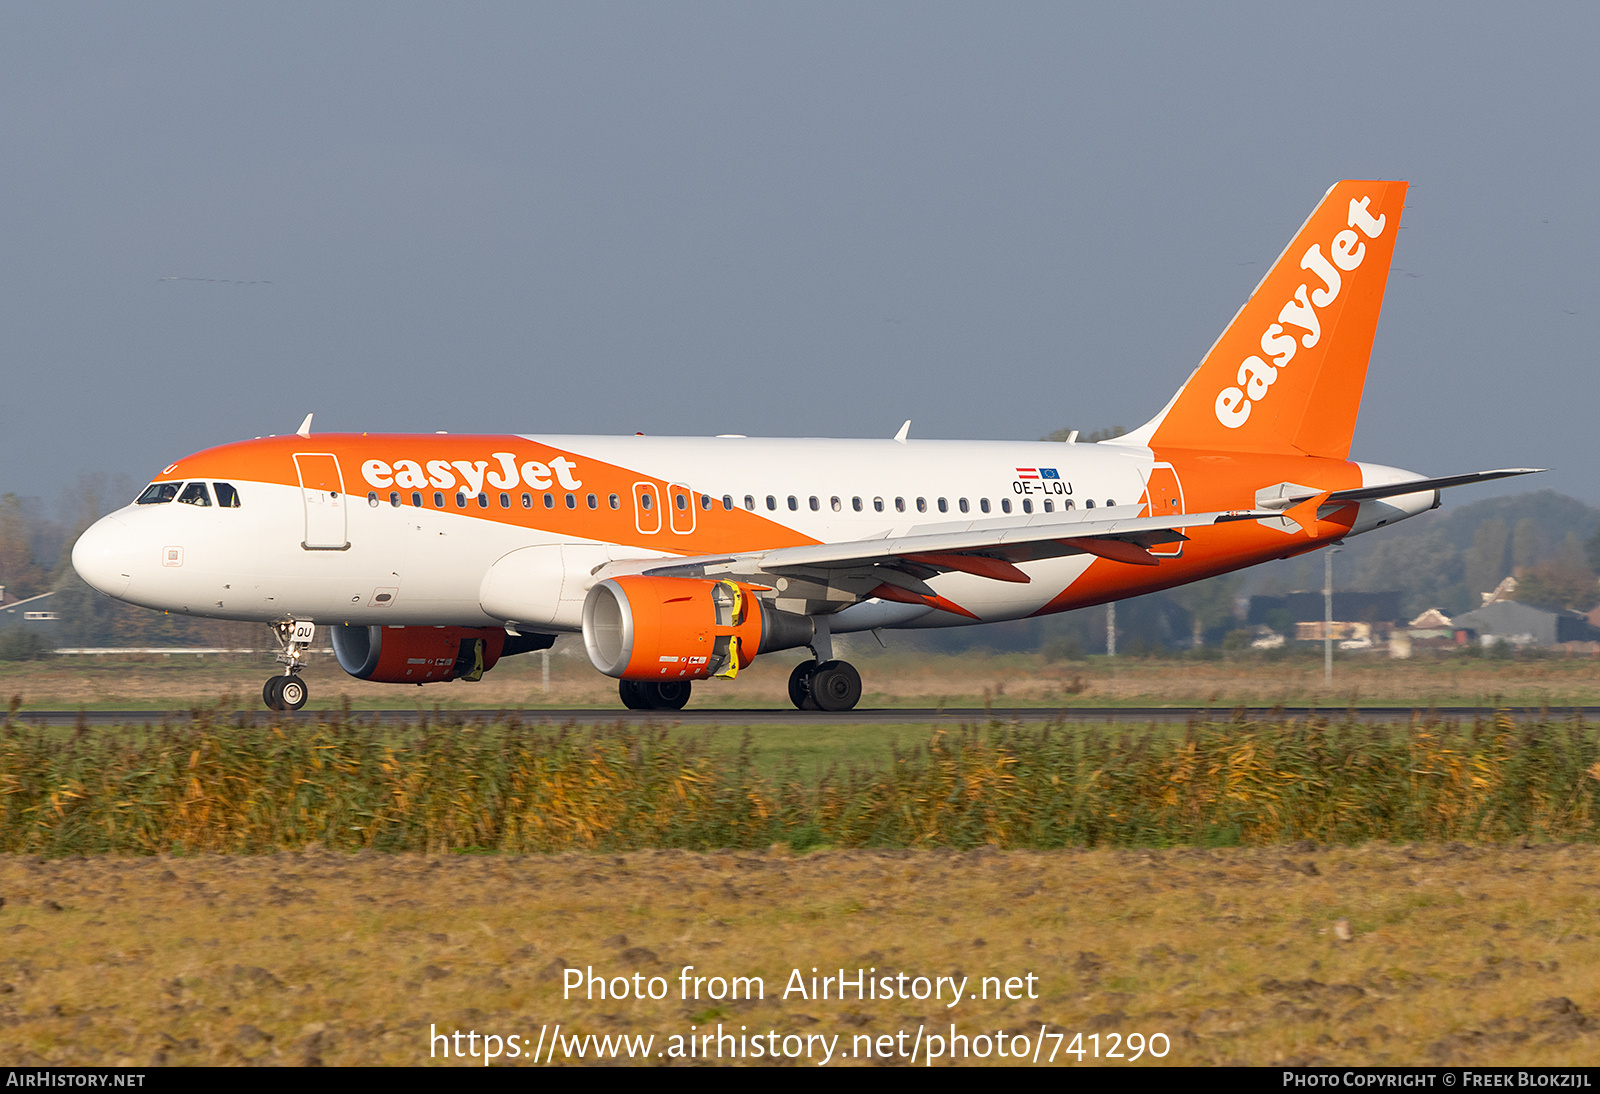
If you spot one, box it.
[1121,180,1408,459]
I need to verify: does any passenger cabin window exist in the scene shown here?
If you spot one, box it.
[873,497,884,512]
[611,494,622,510]
[413,492,424,507]
[477,493,489,508]
[521,493,532,508]
[721,495,733,511]
[1085,499,1095,509]
[565,493,577,509]
[1001,498,1012,513]
[499,492,510,508]
[766,495,776,511]
[1106,499,1116,508]
[137,482,181,505]
[831,497,841,512]
[959,498,969,513]
[915,497,926,513]
[809,496,819,511]
[434,492,445,507]
[1043,499,1053,513]
[367,491,379,507]
[390,492,401,507]
[852,497,863,512]
[700,494,712,510]
[586,493,598,509]
[937,498,948,513]
[744,495,755,510]
[787,496,798,511]
[178,482,212,507]
[1062,499,1075,510]
[980,498,991,513]
[213,482,241,508]
[1022,498,1033,514]
[894,497,905,513]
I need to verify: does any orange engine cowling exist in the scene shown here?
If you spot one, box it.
[331,624,507,684]
[582,576,814,681]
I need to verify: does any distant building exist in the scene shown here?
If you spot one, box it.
[1247,591,1403,642]
[1409,608,1453,631]
[1452,600,1600,648]
[1479,575,1520,606]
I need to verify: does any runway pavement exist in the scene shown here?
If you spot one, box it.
[9,704,1596,727]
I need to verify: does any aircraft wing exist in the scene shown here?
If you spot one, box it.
[595,506,1272,610]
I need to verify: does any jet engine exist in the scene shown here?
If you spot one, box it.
[582,577,814,681]
[331,624,551,684]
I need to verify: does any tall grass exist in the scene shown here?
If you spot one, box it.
[1,708,1596,855]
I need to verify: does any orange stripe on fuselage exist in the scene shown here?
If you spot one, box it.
[1029,447,1363,616]
[158,434,819,557]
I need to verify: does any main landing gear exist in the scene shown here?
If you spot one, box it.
[619,679,692,711]
[785,614,862,712]
[787,659,862,712]
[263,620,315,712]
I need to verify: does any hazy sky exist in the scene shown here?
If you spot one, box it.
[3,3,1595,509]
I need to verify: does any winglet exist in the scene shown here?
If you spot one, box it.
[296,413,314,439]
[894,420,911,444]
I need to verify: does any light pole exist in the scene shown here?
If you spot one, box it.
[1324,546,1342,687]
[1106,600,1116,657]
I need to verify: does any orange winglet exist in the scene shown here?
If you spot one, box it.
[1067,537,1160,566]
[867,583,982,620]
[902,552,1030,583]
[1283,490,1333,537]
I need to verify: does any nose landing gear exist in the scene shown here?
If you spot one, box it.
[263,620,315,712]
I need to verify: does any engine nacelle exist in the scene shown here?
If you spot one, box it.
[582,576,814,681]
[331,624,508,684]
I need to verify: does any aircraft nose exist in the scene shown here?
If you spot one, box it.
[72,515,136,598]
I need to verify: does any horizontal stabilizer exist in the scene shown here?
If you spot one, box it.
[1261,468,1546,509]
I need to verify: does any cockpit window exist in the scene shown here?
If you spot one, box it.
[177,482,212,506]
[213,482,241,508]
[136,481,181,505]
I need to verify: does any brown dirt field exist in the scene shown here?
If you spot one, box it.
[6,643,1600,710]
[1,845,1597,1066]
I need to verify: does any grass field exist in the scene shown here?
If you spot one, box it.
[4,714,1595,853]
[2,703,1597,1067]
[5,640,1600,711]
[1,844,1596,1067]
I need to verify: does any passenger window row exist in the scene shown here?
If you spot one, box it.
[362,487,1119,518]
[731,494,1113,516]
[370,490,627,512]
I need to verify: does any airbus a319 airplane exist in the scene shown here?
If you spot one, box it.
[73,180,1537,712]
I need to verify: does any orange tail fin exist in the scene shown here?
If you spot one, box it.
[1121,180,1408,459]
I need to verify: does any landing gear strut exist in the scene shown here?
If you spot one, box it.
[618,679,692,711]
[263,621,314,712]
